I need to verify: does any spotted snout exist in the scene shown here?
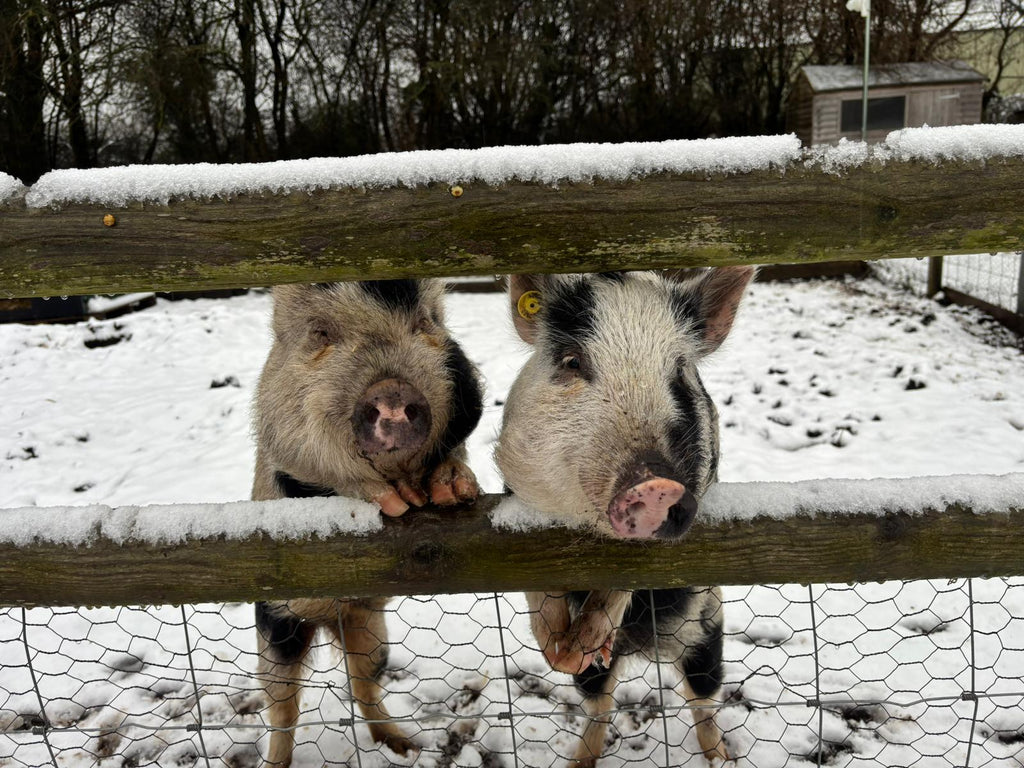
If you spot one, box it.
[352,378,432,456]
[607,461,699,539]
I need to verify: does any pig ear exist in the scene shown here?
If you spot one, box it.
[508,274,546,344]
[681,266,756,354]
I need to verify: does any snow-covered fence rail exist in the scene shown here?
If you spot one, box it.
[2,126,1024,300]
[2,476,1023,609]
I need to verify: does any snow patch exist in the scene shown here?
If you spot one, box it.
[0,497,382,547]
[812,123,1024,172]
[702,473,1024,522]
[492,474,1024,532]
[878,123,1024,163]
[805,138,870,174]
[489,496,587,532]
[24,135,802,207]
[17,125,1024,207]
[1,173,25,201]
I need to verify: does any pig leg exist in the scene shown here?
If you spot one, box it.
[328,601,418,757]
[571,656,622,768]
[526,590,572,664]
[676,626,729,763]
[256,603,316,768]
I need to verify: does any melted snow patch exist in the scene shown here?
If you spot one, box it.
[492,474,1024,532]
[25,135,802,207]
[0,497,382,547]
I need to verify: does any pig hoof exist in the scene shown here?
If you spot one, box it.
[704,742,732,764]
[372,486,410,517]
[396,479,428,507]
[428,460,479,506]
[544,643,595,676]
[380,734,419,759]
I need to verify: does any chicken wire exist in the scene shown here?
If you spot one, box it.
[942,253,1023,315]
[2,579,1024,768]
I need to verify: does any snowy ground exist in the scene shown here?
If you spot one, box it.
[1,274,1023,767]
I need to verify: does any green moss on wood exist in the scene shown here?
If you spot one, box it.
[1,496,1022,608]
[1,159,1023,297]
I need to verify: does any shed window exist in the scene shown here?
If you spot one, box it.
[841,96,905,132]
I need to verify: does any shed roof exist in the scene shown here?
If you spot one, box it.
[801,61,985,92]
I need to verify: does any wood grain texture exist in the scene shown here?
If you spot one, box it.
[2,494,1022,608]
[3,158,1024,298]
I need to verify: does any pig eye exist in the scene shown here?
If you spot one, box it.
[310,326,332,346]
[553,349,589,384]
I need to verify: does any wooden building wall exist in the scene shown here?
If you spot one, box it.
[795,80,984,146]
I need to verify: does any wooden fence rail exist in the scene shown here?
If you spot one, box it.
[3,151,1024,299]
[2,130,1023,609]
[2,477,1022,608]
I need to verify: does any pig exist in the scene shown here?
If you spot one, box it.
[495,267,754,766]
[251,279,484,767]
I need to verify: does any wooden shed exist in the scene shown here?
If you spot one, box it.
[789,60,985,145]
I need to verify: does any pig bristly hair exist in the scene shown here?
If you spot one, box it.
[253,279,483,501]
[497,268,753,539]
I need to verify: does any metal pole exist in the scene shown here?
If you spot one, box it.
[861,5,871,142]
[1016,250,1024,318]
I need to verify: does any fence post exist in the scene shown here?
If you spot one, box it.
[1016,251,1023,326]
[928,256,944,297]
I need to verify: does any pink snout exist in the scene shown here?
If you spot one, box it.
[608,476,688,539]
[352,378,431,456]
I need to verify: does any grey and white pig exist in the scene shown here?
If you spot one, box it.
[252,279,483,767]
[496,267,754,766]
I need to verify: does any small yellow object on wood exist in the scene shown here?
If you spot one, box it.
[450,185,464,198]
[103,214,116,227]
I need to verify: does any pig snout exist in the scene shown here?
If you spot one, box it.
[608,462,699,539]
[352,378,432,456]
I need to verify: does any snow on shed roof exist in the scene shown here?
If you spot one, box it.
[802,60,985,93]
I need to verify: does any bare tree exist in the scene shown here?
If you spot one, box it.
[0,1,48,182]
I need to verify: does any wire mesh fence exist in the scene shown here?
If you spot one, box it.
[2,579,1024,768]
[942,253,1023,315]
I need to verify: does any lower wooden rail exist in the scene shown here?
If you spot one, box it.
[2,475,1022,607]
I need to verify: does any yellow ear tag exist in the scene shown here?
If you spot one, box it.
[517,290,542,321]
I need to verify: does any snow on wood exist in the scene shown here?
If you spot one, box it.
[2,476,1022,606]
[19,125,1024,209]
[0,496,381,547]
[4,474,1019,547]
[811,124,1024,173]
[24,135,803,208]
[3,125,1023,299]
[490,473,1024,531]
[0,173,25,202]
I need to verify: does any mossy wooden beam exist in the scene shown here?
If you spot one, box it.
[2,157,1023,299]
[1,493,1022,608]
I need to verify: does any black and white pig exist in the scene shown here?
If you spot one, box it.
[495,267,754,766]
[251,279,483,767]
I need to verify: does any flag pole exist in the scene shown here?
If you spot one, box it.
[861,2,871,142]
